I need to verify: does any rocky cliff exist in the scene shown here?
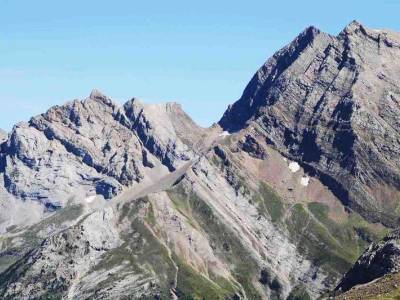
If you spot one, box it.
[333,229,400,299]
[0,21,398,299]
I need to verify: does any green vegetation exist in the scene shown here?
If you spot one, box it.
[252,182,284,223]
[93,198,176,299]
[175,256,236,300]
[287,284,311,300]
[145,201,156,226]
[286,203,351,279]
[167,185,263,299]
[168,192,198,229]
[308,202,388,259]
[334,273,400,300]
[285,202,388,283]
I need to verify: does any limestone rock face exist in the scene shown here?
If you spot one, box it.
[220,21,400,226]
[0,90,201,206]
[123,99,205,170]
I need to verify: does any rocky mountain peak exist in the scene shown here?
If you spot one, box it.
[218,24,329,132]
[89,88,105,99]
[0,90,204,208]
[297,24,322,42]
[219,22,400,226]
[89,88,112,104]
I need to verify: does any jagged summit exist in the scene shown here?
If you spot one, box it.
[341,19,364,33]
[218,21,400,226]
[89,88,106,99]
[218,20,397,132]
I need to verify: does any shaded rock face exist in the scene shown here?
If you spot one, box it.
[335,230,400,293]
[238,134,267,159]
[220,21,400,226]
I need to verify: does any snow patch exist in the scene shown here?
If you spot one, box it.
[288,162,300,173]
[85,195,96,203]
[300,176,310,186]
[219,131,231,137]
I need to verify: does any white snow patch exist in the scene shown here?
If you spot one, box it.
[85,195,96,203]
[288,162,300,173]
[300,176,310,186]
[219,131,231,137]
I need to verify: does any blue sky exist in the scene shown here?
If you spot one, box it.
[1,0,399,131]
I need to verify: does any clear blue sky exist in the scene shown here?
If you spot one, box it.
[1,0,399,131]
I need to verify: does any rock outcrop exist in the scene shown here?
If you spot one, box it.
[335,229,400,294]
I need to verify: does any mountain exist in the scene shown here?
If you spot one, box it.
[220,20,400,227]
[0,21,398,299]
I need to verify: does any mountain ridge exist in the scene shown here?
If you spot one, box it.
[0,21,398,299]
